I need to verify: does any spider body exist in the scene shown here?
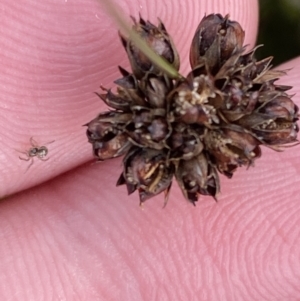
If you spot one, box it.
[27,145,48,159]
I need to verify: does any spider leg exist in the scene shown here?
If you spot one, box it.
[14,148,30,161]
[44,140,55,146]
[19,155,30,161]
[30,137,39,147]
[39,157,49,162]
[25,158,34,172]
[14,149,28,155]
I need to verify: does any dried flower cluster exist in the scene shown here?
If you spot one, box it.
[86,14,299,205]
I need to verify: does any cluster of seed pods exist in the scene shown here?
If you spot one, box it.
[86,14,299,205]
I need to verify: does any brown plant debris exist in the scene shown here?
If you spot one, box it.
[86,14,299,205]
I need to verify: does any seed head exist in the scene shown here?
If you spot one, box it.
[86,14,299,206]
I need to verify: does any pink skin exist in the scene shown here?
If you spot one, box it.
[0,0,300,300]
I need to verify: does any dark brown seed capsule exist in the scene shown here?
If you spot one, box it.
[86,112,133,160]
[190,14,245,72]
[175,153,220,204]
[117,148,174,204]
[119,16,180,78]
[93,134,131,160]
[142,74,171,108]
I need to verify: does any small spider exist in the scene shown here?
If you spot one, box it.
[16,137,55,171]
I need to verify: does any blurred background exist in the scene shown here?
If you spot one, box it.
[257,0,300,66]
